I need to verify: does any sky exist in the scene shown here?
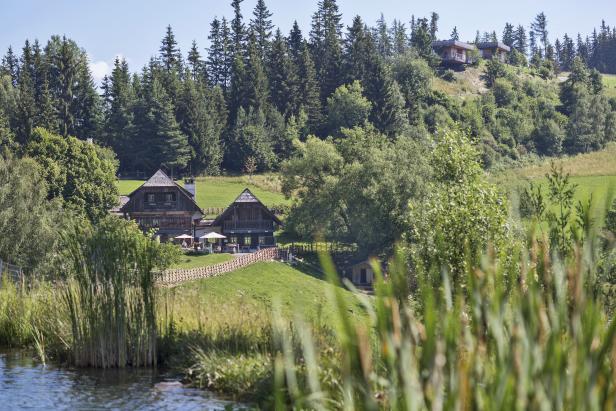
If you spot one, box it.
[1,0,614,84]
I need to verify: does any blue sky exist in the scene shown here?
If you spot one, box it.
[1,0,614,83]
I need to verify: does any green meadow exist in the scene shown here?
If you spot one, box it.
[171,253,234,269]
[603,73,616,99]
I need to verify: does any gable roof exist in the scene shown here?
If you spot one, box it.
[212,188,282,226]
[120,169,202,213]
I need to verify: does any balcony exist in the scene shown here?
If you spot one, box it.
[223,220,274,232]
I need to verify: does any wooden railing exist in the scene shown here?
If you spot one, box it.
[223,220,274,231]
[156,247,284,287]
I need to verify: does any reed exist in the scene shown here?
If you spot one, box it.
[273,232,616,410]
[60,217,171,368]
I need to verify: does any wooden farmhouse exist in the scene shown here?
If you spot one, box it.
[477,41,511,62]
[432,40,477,65]
[201,189,282,251]
[120,169,203,241]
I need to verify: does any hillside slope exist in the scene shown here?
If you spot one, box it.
[165,261,366,329]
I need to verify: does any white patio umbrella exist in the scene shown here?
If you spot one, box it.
[174,234,193,239]
[199,232,227,239]
[200,232,227,253]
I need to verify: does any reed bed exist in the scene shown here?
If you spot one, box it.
[272,233,616,410]
[60,218,172,368]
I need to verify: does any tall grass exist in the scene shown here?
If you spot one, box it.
[60,218,165,368]
[273,234,616,410]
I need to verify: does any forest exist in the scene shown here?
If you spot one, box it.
[1,1,615,178]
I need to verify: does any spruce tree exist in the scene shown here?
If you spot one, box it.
[374,13,392,58]
[150,79,190,172]
[310,0,343,101]
[451,26,460,41]
[249,0,274,59]
[502,23,515,46]
[429,12,439,40]
[159,25,182,72]
[187,40,205,82]
[297,42,322,134]
[288,21,304,62]
[268,29,299,116]
[244,33,269,112]
[231,0,246,56]
[390,20,407,55]
[514,25,528,55]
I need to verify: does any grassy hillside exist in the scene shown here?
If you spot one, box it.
[603,73,616,99]
[171,253,234,269]
[165,261,365,329]
[117,174,289,210]
[494,144,616,221]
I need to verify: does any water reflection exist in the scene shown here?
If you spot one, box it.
[0,350,238,410]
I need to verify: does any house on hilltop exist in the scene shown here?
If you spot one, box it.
[432,40,477,66]
[119,169,203,241]
[477,41,511,62]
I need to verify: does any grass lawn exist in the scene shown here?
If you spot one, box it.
[494,144,616,224]
[172,253,234,269]
[603,73,616,99]
[168,261,366,327]
[116,174,289,210]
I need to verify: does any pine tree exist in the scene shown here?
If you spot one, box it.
[502,23,515,47]
[228,52,248,121]
[365,59,409,137]
[187,40,205,82]
[531,12,549,56]
[231,0,246,56]
[105,57,135,166]
[344,16,373,83]
[297,42,322,133]
[429,12,439,41]
[159,25,182,72]
[177,78,225,174]
[310,0,343,101]
[411,18,433,60]
[374,13,392,58]
[244,33,269,112]
[268,29,299,116]
[249,0,274,58]
[150,79,190,171]
[1,47,19,86]
[288,21,304,62]
[514,25,528,55]
[390,20,407,55]
[451,26,460,41]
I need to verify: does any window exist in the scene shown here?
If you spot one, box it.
[244,236,252,246]
[146,193,155,203]
[164,192,175,202]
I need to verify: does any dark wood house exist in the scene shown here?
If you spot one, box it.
[210,188,282,250]
[120,169,203,241]
[432,40,477,65]
[477,41,511,62]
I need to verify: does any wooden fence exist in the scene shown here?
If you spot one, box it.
[0,259,24,288]
[156,247,284,287]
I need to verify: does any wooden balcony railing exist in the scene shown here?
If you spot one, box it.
[223,220,274,231]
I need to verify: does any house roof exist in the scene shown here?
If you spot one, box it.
[212,188,282,226]
[477,41,511,52]
[432,40,476,51]
[120,169,203,214]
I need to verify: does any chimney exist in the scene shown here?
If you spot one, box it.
[184,178,196,198]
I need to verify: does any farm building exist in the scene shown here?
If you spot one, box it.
[119,169,203,241]
[432,40,477,65]
[477,41,511,62]
[202,188,282,252]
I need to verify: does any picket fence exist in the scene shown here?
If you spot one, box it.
[156,247,284,287]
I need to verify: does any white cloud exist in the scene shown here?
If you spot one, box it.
[89,60,111,85]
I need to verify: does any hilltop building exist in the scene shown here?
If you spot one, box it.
[432,40,477,65]
[477,41,511,62]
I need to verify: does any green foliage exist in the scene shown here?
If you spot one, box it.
[484,57,507,87]
[326,81,371,135]
[25,127,118,221]
[0,154,66,272]
[408,129,510,284]
[282,125,429,254]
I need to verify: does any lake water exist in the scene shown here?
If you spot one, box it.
[0,350,238,410]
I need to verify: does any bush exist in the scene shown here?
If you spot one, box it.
[441,69,456,82]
